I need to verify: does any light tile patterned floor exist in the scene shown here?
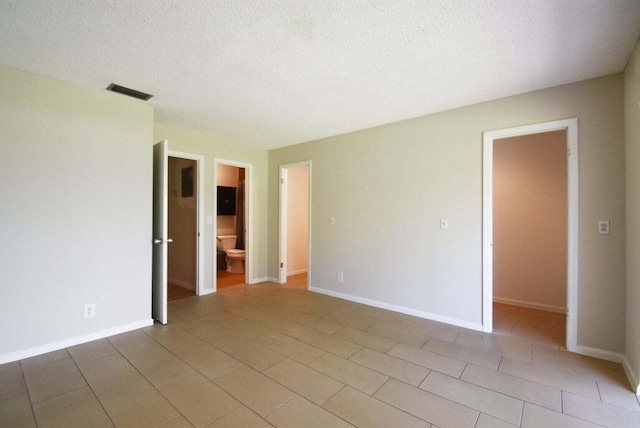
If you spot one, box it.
[1,281,639,427]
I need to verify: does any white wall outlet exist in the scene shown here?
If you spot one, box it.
[598,220,610,235]
[84,303,96,319]
[337,272,344,282]
[440,219,448,230]
[330,216,336,226]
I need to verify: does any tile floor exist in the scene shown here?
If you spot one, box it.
[1,282,639,427]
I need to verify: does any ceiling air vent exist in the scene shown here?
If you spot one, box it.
[106,83,153,101]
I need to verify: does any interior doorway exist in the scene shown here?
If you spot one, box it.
[214,159,252,290]
[279,161,311,287]
[167,156,197,301]
[492,130,568,346]
[483,118,578,351]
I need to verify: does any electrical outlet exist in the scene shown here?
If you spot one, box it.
[84,304,96,319]
[330,216,336,226]
[598,220,610,235]
[440,219,448,229]
[337,272,344,282]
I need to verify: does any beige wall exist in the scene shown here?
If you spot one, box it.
[286,165,309,275]
[493,131,567,312]
[168,157,197,290]
[154,122,269,288]
[268,74,625,353]
[624,39,640,393]
[0,66,154,360]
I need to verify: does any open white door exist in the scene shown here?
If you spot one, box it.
[152,140,171,324]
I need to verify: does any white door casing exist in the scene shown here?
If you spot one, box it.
[482,118,578,352]
[152,140,170,324]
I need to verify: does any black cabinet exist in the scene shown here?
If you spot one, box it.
[217,186,236,215]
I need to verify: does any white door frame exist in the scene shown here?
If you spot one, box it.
[482,118,578,352]
[279,161,312,285]
[213,158,253,289]
[168,150,205,296]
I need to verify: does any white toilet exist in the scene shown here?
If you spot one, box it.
[216,235,245,274]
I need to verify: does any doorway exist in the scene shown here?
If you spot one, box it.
[153,142,204,323]
[214,159,253,290]
[167,156,198,301]
[492,130,568,346]
[483,119,578,351]
[279,161,311,288]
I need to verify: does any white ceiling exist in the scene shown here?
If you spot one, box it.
[1,1,639,149]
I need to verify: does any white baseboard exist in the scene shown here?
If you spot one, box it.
[573,345,623,363]
[309,287,483,332]
[287,268,308,276]
[0,319,154,365]
[168,277,195,291]
[493,297,566,314]
[249,276,270,284]
[622,355,640,395]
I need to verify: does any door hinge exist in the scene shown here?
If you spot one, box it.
[280,178,284,184]
[567,147,571,156]
[280,262,283,268]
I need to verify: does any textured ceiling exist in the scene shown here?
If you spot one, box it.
[1,1,639,149]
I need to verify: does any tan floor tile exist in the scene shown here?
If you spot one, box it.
[33,386,112,428]
[159,416,194,428]
[461,364,562,412]
[373,378,478,428]
[257,303,308,320]
[294,314,344,334]
[333,326,397,352]
[262,334,325,364]
[208,313,277,342]
[423,338,501,370]
[0,395,36,427]
[455,333,532,363]
[67,338,119,365]
[387,342,467,378]
[498,357,600,400]
[0,361,27,401]
[307,352,388,395]
[257,317,314,338]
[108,329,166,359]
[420,371,523,425]
[23,357,87,403]
[394,320,460,343]
[366,322,430,347]
[521,402,602,428]
[322,311,379,330]
[159,373,241,428]
[129,347,196,387]
[217,339,285,371]
[562,391,640,428]
[191,323,244,348]
[205,406,271,428]
[323,386,430,427]
[267,395,354,428]
[99,379,179,428]
[20,349,70,371]
[167,310,211,331]
[79,353,143,396]
[144,325,207,353]
[597,375,640,410]
[349,348,429,386]
[213,365,295,417]
[263,359,344,405]
[475,413,519,428]
[178,344,243,380]
[298,330,363,359]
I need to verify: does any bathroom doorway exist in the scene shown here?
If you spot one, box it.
[483,118,578,351]
[214,159,252,290]
[279,161,311,288]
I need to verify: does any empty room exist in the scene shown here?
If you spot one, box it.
[1,1,640,427]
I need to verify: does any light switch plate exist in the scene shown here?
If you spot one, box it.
[598,220,610,235]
